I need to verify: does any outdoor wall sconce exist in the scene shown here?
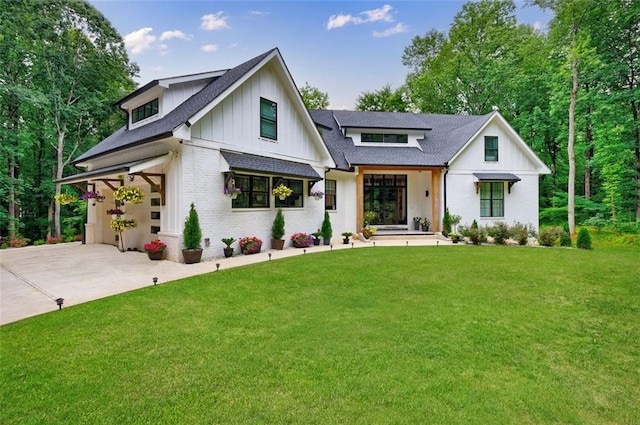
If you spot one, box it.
[425,190,430,197]
[153,277,158,285]
[56,298,64,310]
[128,174,135,182]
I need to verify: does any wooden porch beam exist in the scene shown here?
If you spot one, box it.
[132,172,165,206]
[95,179,124,192]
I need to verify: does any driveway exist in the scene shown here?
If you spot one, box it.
[1,237,448,326]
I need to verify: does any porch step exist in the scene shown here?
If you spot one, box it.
[369,230,447,241]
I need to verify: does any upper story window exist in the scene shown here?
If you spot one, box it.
[361,133,408,144]
[132,98,159,124]
[260,98,277,140]
[484,136,498,161]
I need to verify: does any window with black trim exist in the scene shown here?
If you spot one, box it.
[232,174,270,208]
[274,177,303,208]
[325,180,336,210]
[480,182,504,217]
[361,133,408,144]
[484,136,498,161]
[260,98,277,140]
[132,98,159,123]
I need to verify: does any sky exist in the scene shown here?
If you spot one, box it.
[90,0,553,110]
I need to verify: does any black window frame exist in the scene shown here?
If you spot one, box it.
[324,179,336,210]
[274,177,303,208]
[361,133,408,144]
[260,97,277,140]
[484,136,499,161]
[480,182,504,217]
[231,174,270,209]
[132,98,159,124]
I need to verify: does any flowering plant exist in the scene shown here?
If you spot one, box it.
[310,190,324,199]
[272,184,293,198]
[109,218,138,232]
[113,186,144,204]
[79,191,101,200]
[106,208,124,215]
[54,193,78,205]
[362,225,377,239]
[239,236,262,255]
[224,186,242,196]
[144,239,167,253]
[290,232,313,248]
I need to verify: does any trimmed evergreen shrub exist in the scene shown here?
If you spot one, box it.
[321,211,332,239]
[442,208,452,237]
[183,202,202,250]
[559,230,572,247]
[576,227,592,250]
[271,208,285,239]
[465,220,486,245]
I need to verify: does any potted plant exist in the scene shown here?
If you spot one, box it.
[221,237,236,258]
[449,233,462,244]
[291,232,313,248]
[144,239,167,260]
[272,184,293,200]
[320,211,332,245]
[311,230,322,246]
[342,232,353,244]
[182,202,203,264]
[109,218,137,252]
[239,236,262,255]
[421,217,431,231]
[271,208,285,250]
[413,217,422,231]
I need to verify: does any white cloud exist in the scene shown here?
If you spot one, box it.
[159,30,192,41]
[250,10,268,16]
[373,22,408,38]
[150,65,164,73]
[326,4,394,30]
[157,44,169,56]
[228,43,239,49]
[201,44,219,53]
[201,12,230,30]
[123,27,156,55]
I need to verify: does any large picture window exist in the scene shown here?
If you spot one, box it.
[132,98,159,123]
[480,182,504,217]
[324,180,336,210]
[274,178,303,208]
[232,174,270,208]
[260,98,277,140]
[484,136,498,161]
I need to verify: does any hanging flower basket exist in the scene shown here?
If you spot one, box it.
[109,218,138,232]
[54,193,78,205]
[224,186,242,199]
[114,186,144,204]
[272,184,293,200]
[310,190,324,200]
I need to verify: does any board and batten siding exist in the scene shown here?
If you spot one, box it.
[190,63,325,165]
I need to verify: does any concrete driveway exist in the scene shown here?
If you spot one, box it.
[1,237,448,326]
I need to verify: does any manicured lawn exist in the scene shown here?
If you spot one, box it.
[2,245,639,424]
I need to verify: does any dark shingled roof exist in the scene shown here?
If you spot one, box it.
[309,110,492,169]
[74,48,277,164]
[473,172,521,182]
[221,151,322,180]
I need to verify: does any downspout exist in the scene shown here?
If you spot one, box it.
[443,162,449,214]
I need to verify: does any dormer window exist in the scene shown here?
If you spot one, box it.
[362,133,408,144]
[132,98,159,124]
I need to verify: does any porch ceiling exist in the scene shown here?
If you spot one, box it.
[56,154,172,185]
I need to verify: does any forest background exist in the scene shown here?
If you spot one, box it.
[1,0,638,243]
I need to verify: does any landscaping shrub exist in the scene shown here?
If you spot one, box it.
[46,236,62,244]
[442,208,452,237]
[488,222,510,245]
[577,227,592,250]
[538,226,561,247]
[464,220,487,245]
[8,237,28,248]
[510,222,532,246]
[33,239,46,246]
[559,230,572,247]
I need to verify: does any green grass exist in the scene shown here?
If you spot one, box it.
[2,245,639,424]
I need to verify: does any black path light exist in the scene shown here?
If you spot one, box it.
[153,277,158,285]
[216,263,220,272]
[55,298,64,310]
[268,253,272,261]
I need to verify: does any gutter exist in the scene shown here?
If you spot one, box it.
[443,162,449,213]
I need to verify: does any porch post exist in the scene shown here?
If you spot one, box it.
[431,168,441,232]
[356,167,364,229]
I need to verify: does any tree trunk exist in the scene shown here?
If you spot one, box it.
[633,100,640,223]
[584,85,593,200]
[568,58,578,235]
[54,130,65,237]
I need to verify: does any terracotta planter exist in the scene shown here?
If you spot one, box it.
[147,251,164,260]
[182,248,203,264]
[271,238,285,250]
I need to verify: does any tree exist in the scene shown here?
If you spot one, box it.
[0,0,137,240]
[355,84,410,112]
[299,82,329,110]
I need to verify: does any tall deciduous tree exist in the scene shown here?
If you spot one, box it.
[355,84,410,112]
[299,82,329,110]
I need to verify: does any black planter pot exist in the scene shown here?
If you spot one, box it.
[182,248,203,264]
[343,238,350,244]
[223,247,234,258]
[313,238,320,246]
[323,237,330,245]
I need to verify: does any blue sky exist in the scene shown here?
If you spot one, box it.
[91,1,552,109]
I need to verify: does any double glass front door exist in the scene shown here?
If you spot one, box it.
[363,174,407,225]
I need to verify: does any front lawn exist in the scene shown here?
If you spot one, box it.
[2,245,639,424]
